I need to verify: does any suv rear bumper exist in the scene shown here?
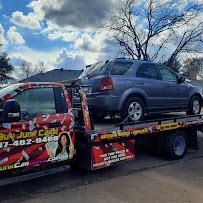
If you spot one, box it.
[86,94,120,112]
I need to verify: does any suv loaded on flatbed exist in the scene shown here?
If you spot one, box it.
[77,59,203,121]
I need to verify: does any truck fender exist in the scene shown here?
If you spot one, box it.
[118,87,148,110]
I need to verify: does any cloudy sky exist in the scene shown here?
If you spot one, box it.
[0,0,119,70]
[0,0,202,72]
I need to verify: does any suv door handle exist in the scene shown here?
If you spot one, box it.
[165,85,171,88]
[49,122,61,128]
[137,81,144,85]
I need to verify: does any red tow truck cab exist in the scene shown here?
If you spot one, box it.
[0,82,201,174]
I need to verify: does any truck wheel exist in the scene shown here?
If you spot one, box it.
[187,96,201,115]
[121,97,145,122]
[164,131,188,160]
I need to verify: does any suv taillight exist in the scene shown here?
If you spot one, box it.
[100,77,113,91]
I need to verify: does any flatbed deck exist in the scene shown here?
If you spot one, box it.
[93,112,192,131]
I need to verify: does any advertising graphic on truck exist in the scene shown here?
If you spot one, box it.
[0,83,75,172]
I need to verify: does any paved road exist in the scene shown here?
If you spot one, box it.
[1,137,203,203]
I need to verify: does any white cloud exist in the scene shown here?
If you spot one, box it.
[9,46,56,69]
[47,30,79,42]
[10,54,28,67]
[7,0,121,68]
[40,0,117,29]
[9,0,119,63]
[75,33,104,52]
[9,46,86,70]
[55,48,86,70]
[10,0,117,31]
[0,23,8,49]
[42,26,117,63]
[10,0,45,30]
[11,11,42,29]
[174,12,203,37]
[7,26,25,45]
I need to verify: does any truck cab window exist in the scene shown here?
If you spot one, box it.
[15,88,56,120]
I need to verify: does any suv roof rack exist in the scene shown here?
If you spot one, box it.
[116,57,127,59]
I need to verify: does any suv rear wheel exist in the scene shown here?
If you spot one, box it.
[187,96,201,115]
[122,97,145,122]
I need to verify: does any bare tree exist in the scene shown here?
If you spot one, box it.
[105,0,203,67]
[16,60,48,81]
[18,61,34,79]
[37,61,46,73]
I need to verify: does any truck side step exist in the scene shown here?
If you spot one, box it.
[0,165,70,187]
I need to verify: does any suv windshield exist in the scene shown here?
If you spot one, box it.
[79,61,110,79]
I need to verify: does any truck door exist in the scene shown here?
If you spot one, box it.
[0,86,75,173]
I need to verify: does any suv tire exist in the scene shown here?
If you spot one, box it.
[121,97,145,122]
[187,96,201,115]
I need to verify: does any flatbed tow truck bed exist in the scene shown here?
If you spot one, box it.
[1,112,202,187]
[73,90,203,170]
[93,112,188,131]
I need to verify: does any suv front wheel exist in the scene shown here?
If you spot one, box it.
[121,97,145,122]
[187,96,201,115]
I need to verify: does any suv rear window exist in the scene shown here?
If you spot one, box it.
[111,61,133,75]
[136,63,159,79]
[79,61,110,79]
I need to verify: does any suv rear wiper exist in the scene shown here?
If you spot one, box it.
[84,74,95,79]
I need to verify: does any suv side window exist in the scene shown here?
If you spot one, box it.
[158,65,177,82]
[136,63,159,79]
[15,88,56,120]
[111,61,133,75]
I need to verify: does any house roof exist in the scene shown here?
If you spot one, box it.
[20,68,83,82]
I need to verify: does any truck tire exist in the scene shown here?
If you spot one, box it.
[187,96,201,115]
[121,97,145,122]
[164,131,188,160]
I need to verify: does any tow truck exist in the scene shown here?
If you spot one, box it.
[0,82,202,181]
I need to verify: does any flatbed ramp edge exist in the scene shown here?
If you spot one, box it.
[89,114,203,142]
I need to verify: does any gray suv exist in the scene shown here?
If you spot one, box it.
[78,59,203,121]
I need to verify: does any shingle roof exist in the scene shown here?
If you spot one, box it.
[20,68,83,82]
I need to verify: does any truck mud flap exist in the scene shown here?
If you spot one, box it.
[91,138,135,170]
[76,137,136,171]
[187,128,198,150]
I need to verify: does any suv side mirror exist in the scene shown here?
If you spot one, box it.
[177,76,185,84]
[2,99,21,123]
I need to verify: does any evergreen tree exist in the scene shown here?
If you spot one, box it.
[0,45,14,83]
